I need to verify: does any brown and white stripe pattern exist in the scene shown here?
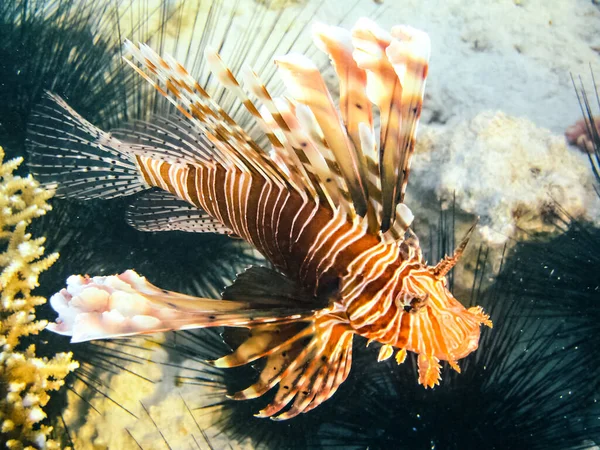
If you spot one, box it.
[134,153,375,287]
[135,152,438,332]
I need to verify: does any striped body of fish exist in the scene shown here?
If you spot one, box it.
[28,18,492,420]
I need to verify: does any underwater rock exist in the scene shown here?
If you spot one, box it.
[412,111,600,245]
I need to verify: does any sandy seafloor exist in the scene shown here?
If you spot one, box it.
[5,0,600,448]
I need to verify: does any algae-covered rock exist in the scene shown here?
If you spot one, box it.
[413,111,600,244]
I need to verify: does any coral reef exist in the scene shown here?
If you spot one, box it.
[411,111,600,244]
[0,148,77,449]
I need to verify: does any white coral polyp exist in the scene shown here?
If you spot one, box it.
[22,393,39,408]
[17,241,34,257]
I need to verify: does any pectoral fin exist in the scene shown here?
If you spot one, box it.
[47,268,322,343]
[217,311,354,420]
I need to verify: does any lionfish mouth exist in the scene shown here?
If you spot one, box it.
[448,325,483,360]
[440,305,492,361]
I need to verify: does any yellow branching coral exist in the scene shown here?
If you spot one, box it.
[0,148,78,449]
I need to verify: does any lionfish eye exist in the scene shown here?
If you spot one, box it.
[396,291,429,313]
[411,293,429,312]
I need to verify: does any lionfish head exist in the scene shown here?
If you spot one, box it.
[401,266,492,363]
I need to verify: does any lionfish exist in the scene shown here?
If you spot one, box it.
[27,18,492,420]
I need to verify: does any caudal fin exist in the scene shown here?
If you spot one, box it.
[26,92,147,200]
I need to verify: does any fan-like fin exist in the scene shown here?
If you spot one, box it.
[313,23,373,155]
[351,19,430,233]
[47,270,320,343]
[126,190,232,235]
[387,203,416,242]
[209,266,352,419]
[267,97,344,209]
[351,19,403,232]
[212,321,312,368]
[254,97,336,208]
[123,41,287,187]
[111,116,223,167]
[357,121,382,227]
[275,53,369,218]
[214,311,353,420]
[294,102,358,216]
[204,48,315,199]
[313,23,380,233]
[26,92,147,200]
[386,25,430,204]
